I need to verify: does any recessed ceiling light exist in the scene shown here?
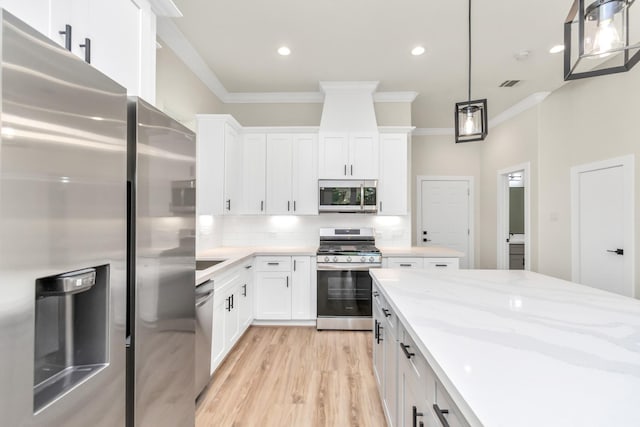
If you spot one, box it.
[549,44,565,54]
[277,46,291,56]
[411,46,425,56]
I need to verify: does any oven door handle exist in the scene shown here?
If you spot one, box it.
[317,263,380,271]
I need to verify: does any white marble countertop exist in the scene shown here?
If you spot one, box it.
[379,246,464,258]
[195,246,316,285]
[370,268,640,427]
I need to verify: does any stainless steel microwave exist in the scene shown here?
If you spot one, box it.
[318,180,377,213]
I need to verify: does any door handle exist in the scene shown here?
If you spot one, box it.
[226,199,231,211]
[293,201,296,211]
[606,248,624,255]
[400,342,415,359]
[382,308,391,317]
[287,201,290,211]
[286,276,289,288]
[293,259,296,271]
[433,404,450,427]
[377,323,383,344]
[261,200,264,211]
[344,164,347,176]
[412,406,424,427]
[242,284,247,297]
[79,38,91,63]
[423,238,431,242]
[59,24,72,51]
[350,164,353,175]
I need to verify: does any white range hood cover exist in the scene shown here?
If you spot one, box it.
[319,81,379,133]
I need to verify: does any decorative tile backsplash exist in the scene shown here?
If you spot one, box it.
[197,214,410,252]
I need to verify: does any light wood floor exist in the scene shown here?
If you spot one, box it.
[196,326,387,427]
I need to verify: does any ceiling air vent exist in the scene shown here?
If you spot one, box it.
[499,80,521,88]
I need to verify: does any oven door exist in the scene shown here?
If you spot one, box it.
[317,265,373,317]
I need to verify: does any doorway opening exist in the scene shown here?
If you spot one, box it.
[497,163,531,270]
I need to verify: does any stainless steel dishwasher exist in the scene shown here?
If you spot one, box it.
[195,279,214,399]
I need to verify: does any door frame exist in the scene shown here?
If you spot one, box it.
[496,162,531,270]
[570,155,635,295]
[416,176,475,268]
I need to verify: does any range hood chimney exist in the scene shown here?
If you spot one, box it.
[319,81,379,133]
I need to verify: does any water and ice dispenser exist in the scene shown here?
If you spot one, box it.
[33,265,109,412]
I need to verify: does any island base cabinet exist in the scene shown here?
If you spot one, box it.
[382,325,398,427]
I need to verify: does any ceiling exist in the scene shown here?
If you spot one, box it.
[169,0,572,128]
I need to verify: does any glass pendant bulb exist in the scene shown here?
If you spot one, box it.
[463,112,475,135]
[592,18,623,56]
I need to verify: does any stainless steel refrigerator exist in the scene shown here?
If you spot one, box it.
[0,9,128,427]
[126,97,196,427]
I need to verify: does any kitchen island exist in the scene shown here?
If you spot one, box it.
[370,268,640,427]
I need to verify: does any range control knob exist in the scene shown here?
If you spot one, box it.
[347,256,352,262]
[369,256,374,262]
[360,256,366,262]
[333,256,338,263]
[324,256,329,262]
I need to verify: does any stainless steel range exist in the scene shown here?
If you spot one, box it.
[316,228,381,330]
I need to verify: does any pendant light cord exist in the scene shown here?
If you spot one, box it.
[467,0,471,104]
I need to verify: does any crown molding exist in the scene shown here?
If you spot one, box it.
[148,0,182,17]
[489,92,550,128]
[157,18,229,102]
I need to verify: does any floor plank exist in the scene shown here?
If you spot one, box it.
[196,326,387,427]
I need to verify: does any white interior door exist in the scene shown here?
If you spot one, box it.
[573,161,633,296]
[419,179,471,268]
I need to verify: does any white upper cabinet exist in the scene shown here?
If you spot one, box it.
[378,133,408,215]
[266,133,318,215]
[196,115,242,217]
[318,132,378,179]
[266,134,294,215]
[0,0,156,102]
[291,134,318,215]
[241,134,266,215]
[223,124,242,214]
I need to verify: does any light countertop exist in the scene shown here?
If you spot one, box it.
[370,268,640,427]
[196,246,316,285]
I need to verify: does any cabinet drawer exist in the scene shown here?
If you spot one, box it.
[399,327,433,392]
[434,380,470,427]
[386,257,424,269]
[424,258,459,270]
[255,256,291,272]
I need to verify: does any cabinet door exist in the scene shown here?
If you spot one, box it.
[255,272,291,320]
[383,324,398,427]
[399,361,429,427]
[291,134,318,215]
[266,134,293,215]
[196,118,225,217]
[224,287,240,350]
[291,256,311,319]
[87,0,140,93]
[224,124,242,214]
[239,264,254,330]
[211,290,227,373]
[242,134,266,214]
[0,0,51,37]
[318,133,349,179]
[349,133,379,179]
[379,133,408,215]
[373,304,385,394]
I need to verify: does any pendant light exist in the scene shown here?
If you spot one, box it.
[564,0,640,80]
[455,0,488,143]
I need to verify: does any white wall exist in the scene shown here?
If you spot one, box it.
[537,65,640,296]
[411,134,482,267]
[155,43,224,129]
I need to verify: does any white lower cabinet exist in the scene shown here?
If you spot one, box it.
[376,284,470,427]
[373,283,398,427]
[211,262,252,373]
[255,256,314,320]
